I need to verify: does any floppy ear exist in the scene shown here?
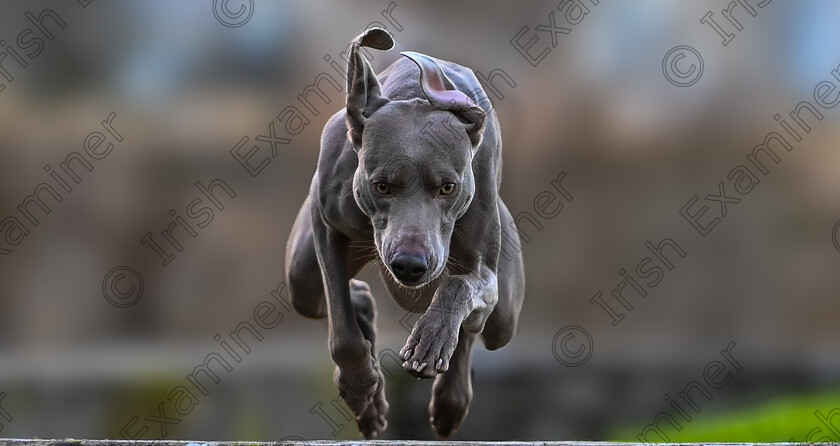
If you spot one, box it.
[346,27,394,148]
[401,51,486,147]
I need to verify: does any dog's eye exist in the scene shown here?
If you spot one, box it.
[440,183,456,195]
[373,182,390,195]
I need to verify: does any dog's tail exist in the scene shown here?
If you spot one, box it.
[346,27,394,145]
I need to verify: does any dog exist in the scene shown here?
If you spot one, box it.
[284,27,525,439]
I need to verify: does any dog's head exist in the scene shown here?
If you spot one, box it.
[344,28,486,288]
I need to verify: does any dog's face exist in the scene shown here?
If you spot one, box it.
[343,30,486,287]
[352,100,477,287]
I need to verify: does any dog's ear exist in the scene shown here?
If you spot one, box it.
[346,27,394,148]
[401,51,486,147]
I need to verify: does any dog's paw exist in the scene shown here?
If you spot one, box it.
[430,388,471,439]
[356,371,388,439]
[429,368,473,439]
[334,360,381,416]
[399,312,460,378]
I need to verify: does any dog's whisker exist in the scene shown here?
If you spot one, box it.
[352,254,377,263]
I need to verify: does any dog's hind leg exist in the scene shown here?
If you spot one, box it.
[285,196,327,319]
[481,199,525,350]
[429,327,476,439]
[347,279,388,438]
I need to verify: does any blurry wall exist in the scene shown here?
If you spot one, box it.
[0,0,838,442]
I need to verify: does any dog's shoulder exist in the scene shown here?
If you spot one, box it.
[313,109,354,183]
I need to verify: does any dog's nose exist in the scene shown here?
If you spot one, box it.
[390,253,428,283]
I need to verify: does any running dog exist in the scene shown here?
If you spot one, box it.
[285,27,525,439]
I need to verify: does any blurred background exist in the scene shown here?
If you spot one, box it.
[0,0,838,442]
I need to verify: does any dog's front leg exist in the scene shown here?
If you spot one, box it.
[311,206,381,416]
[400,263,498,378]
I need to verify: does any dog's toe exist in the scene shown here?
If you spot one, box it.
[334,361,381,416]
[401,313,459,378]
[356,381,388,439]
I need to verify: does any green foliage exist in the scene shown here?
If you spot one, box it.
[609,390,840,442]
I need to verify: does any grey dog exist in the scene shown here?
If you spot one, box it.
[284,27,525,439]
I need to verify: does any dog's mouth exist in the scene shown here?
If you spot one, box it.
[384,263,433,289]
[393,276,427,289]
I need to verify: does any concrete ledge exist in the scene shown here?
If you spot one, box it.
[0,440,817,446]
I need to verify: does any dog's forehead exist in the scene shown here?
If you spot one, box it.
[367,101,463,142]
[361,101,471,167]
